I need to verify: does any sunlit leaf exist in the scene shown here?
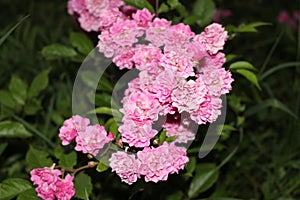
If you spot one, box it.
[41,44,77,60]
[0,121,32,138]
[235,69,261,90]
[229,61,257,71]
[96,162,109,173]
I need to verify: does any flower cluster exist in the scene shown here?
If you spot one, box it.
[66,0,233,186]
[68,0,136,32]
[59,115,113,156]
[109,142,188,184]
[30,164,75,200]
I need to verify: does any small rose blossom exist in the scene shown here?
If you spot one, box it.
[30,165,76,200]
[137,142,188,183]
[171,78,208,113]
[55,174,76,200]
[132,8,154,28]
[59,115,90,146]
[194,23,228,55]
[119,118,157,148]
[109,151,141,185]
[75,124,110,156]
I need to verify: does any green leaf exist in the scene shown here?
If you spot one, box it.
[188,0,215,26]
[0,121,32,138]
[74,173,93,200]
[28,68,51,99]
[166,191,184,200]
[0,90,16,108]
[226,54,238,62]
[17,188,40,200]
[165,0,187,16]
[245,98,298,119]
[70,32,94,55]
[0,178,32,200]
[41,43,77,60]
[109,120,119,135]
[0,15,29,47]
[25,146,53,170]
[158,3,169,14]
[188,163,219,198]
[96,162,109,173]
[54,146,77,168]
[235,69,261,90]
[185,156,196,177]
[8,75,28,105]
[97,76,113,92]
[229,61,257,71]
[259,62,300,81]
[123,0,155,13]
[159,130,166,144]
[0,143,8,156]
[24,99,42,115]
[92,107,123,120]
[234,22,271,33]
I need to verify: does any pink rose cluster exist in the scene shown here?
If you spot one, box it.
[30,165,75,200]
[66,1,234,185]
[109,142,188,184]
[95,8,233,146]
[58,115,113,156]
[68,0,136,32]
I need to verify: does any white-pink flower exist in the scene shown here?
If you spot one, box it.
[163,113,197,144]
[145,18,172,47]
[121,90,160,124]
[194,23,228,55]
[85,0,109,17]
[132,44,162,73]
[160,51,195,78]
[75,124,110,156]
[58,115,90,146]
[132,8,154,28]
[119,118,157,147]
[171,78,208,113]
[201,67,234,96]
[137,142,188,183]
[109,151,141,185]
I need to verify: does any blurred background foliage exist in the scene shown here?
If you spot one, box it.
[0,0,300,199]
